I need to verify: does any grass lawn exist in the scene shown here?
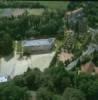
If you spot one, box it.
[35,1,69,10]
[2,1,69,10]
[0,1,69,17]
[0,8,44,17]
[55,38,65,52]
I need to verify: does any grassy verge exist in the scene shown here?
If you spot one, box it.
[49,37,65,67]
[13,41,22,54]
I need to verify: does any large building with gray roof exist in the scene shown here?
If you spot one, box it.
[22,38,55,54]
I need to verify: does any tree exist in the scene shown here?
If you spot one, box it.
[13,68,42,91]
[63,87,86,100]
[0,82,29,100]
[0,9,64,41]
[87,80,98,100]
[67,1,98,28]
[67,1,82,11]
[23,68,42,90]
[13,75,25,87]
[76,73,98,100]
[92,50,98,66]
[36,87,54,100]
[0,31,13,57]
[42,65,72,94]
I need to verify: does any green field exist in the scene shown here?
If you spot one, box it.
[0,1,69,17]
[2,1,69,10]
[23,1,69,10]
[37,1,69,9]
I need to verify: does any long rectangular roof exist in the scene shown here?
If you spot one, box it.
[22,38,55,47]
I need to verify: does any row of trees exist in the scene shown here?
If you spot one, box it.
[67,1,98,28]
[0,1,45,8]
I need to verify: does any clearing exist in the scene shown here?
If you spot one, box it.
[0,52,55,78]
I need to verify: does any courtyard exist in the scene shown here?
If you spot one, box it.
[0,52,55,78]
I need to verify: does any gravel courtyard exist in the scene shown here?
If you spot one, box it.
[0,52,55,78]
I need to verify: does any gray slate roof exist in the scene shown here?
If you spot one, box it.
[22,38,55,47]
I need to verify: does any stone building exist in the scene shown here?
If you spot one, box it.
[65,8,88,33]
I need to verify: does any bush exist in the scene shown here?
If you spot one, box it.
[36,87,54,100]
[63,87,86,100]
[13,68,42,91]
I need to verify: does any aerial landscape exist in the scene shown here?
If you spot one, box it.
[0,0,98,100]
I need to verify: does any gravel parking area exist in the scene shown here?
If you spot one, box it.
[0,52,55,78]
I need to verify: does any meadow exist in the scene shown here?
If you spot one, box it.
[0,8,44,17]
[0,1,68,17]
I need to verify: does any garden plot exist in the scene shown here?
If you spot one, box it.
[0,52,55,78]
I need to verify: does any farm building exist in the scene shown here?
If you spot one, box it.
[22,38,55,54]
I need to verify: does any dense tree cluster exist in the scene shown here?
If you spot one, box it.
[0,62,97,100]
[63,87,86,100]
[0,1,45,8]
[0,9,64,56]
[0,1,98,100]
[67,1,98,28]
[0,44,98,100]
[64,31,92,58]
[76,74,98,100]
[0,82,29,100]
[0,31,13,57]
